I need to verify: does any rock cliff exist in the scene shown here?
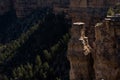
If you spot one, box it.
[94,18,120,80]
[67,22,94,80]
[0,0,70,18]
[0,0,119,80]
[0,0,118,18]
[67,14,120,80]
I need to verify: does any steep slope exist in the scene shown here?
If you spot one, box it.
[67,12,120,80]
[0,9,71,80]
[94,18,120,80]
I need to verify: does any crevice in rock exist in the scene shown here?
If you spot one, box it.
[88,53,95,80]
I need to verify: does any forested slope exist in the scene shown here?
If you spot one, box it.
[0,8,71,80]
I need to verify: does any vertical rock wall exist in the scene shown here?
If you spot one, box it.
[67,17,120,80]
[94,19,120,80]
[67,23,93,80]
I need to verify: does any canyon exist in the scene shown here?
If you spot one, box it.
[0,0,120,80]
[67,15,120,80]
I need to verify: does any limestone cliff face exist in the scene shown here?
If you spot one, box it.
[67,23,94,80]
[67,16,120,80]
[94,19,120,80]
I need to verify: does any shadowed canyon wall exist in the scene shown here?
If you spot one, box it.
[0,0,70,18]
[0,0,119,18]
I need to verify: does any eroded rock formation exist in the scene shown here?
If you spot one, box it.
[94,18,120,80]
[67,15,120,80]
[0,0,119,80]
[67,22,94,80]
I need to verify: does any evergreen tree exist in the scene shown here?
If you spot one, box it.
[107,7,114,16]
[43,62,49,71]
[35,55,42,72]
[43,50,52,61]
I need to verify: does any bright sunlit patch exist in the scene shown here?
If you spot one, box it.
[73,22,85,26]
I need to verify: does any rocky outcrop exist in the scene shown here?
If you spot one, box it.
[67,22,94,80]
[67,15,120,80]
[0,0,119,80]
[93,18,120,80]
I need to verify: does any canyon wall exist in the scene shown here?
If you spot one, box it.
[0,0,119,18]
[13,0,38,17]
[0,0,119,80]
[93,18,120,80]
[67,14,120,80]
[0,0,70,18]
[67,22,94,80]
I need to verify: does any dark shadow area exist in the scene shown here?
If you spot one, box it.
[0,8,71,80]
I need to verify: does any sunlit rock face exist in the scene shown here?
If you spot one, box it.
[67,16,120,80]
[67,22,94,80]
[94,18,120,80]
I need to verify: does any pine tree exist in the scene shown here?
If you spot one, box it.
[43,62,49,71]
[35,55,42,72]
[43,50,52,61]
[27,63,33,79]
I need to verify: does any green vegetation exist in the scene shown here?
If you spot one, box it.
[9,33,70,80]
[0,22,40,64]
[107,7,115,16]
[107,3,120,16]
[114,3,120,14]
[0,9,71,80]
